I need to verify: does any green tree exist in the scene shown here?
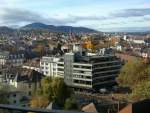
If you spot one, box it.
[37,76,52,96]
[64,98,78,110]
[35,77,72,108]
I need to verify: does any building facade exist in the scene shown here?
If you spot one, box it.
[3,68,44,98]
[0,51,25,66]
[64,52,122,91]
[40,51,122,91]
[40,56,61,77]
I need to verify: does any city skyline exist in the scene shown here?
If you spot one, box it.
[0,0,150,31]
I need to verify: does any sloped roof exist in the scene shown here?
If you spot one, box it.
[5,67,44,82]
[82,103,98,113]
[118,99,150,113]
[46,102,59,110]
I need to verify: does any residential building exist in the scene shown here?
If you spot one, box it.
[40,56,61,77]
[7,91,28,106]
[22,59,41,72]
[0,83,28,106]
[0,51,9,65]
[0,51,25,66]
[57,60,64,78]
[3,68,44,98]
[132,39,145,44]
[141,48,150,58]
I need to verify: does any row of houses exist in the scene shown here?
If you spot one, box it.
[0,51,25,66]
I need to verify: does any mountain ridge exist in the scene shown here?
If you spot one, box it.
[20,22,98,33]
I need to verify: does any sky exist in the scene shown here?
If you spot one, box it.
[0,0,150,31]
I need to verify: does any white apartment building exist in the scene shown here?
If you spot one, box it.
[133,39,145,44]
[40,56,63,77]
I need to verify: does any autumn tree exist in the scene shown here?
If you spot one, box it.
[31,77,72,108]
[41,77,72,107]
[117,58,150,101]
[117,58,150,88]
[131,80,150,101]
[30,96,50,108]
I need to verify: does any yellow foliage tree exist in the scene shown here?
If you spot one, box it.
[30,96,50,108]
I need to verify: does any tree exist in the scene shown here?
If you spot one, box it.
[117,59,150,101]
[117,59,150,89]
[34,77,72,108]
[32,44,45,57]
[64,98,78,110]
[30,96,49,108]
[37,76,52,97]
[130,80,150,101]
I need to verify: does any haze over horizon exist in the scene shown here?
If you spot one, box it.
[0,0,150,32]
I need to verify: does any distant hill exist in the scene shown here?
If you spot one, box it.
[21,22,98,33]
[0,26,15,34]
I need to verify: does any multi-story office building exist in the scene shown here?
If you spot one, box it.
[64,52,122,91]
[40,51,122,91]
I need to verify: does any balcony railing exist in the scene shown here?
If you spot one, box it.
[0,104,87,113]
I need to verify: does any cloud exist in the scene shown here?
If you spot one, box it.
[143,15,150,21]
[0,7,149,30]
[111,8,150,18]
[0,8,79,26]
[1,8,45,23]
[0,8,108,27]
[100,27,150,32]
[101,21,127,26]
[69,15,107,21]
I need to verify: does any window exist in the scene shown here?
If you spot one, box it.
[29,84,31,88]
[41,67,44,69]
[28,91,31,96]
[14,100,16,103]
[45,71,49,74]
[13,94,16,97]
